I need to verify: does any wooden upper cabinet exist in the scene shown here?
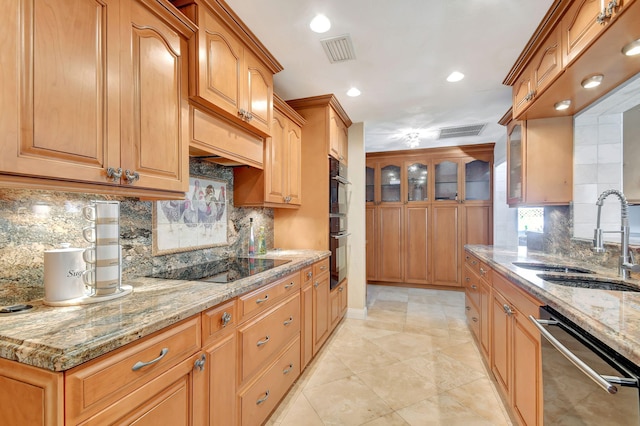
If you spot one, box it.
[562,0,609,66]
[120,0,191,193]
[329,107,349,164]
[504,114,573,207]
[174,0,276,137]
[0,0,193,198]
[234,94,304,208]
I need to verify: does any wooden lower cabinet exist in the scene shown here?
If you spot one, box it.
[432,205,460,286]
[203,333,236,426]
[312,270,331,355]
[301,267,314,370]
[377,205,404,282]
[330,280,348,329]
[491,272,542,426]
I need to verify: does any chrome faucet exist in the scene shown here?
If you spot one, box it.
[593,189,640,279]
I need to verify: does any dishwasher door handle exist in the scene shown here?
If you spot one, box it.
[529,315,619,395]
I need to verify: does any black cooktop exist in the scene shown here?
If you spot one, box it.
[147,258,291,283]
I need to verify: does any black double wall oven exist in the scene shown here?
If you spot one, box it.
[329,157,349,289]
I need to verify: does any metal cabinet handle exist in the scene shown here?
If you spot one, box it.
[314,281,320,288]
[503,304,514,316]
[257,336,270,347]
[132,348,169,371]
[256,295,269,304]
[471,260,477,265]
[283,363,294,375]
[256,390,270,405]
[339,286,344,292]
[221,312,231,327]
[238,108,246,119]
[194,354,206,372]
[471,284,477,290]
[124,169,140,184]
[529,316,620,394]
[479,267,486,276]
[106,167,122,182]
[283,316,294,326]
[465,277,470,282]
[472,317,478,323]
[465,306,471,311]
[306,271,312,279]
[284,282,295,289]
[320,265,328,271]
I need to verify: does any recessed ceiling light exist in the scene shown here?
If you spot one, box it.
[622,39,640,56]
[581,74,604,89]
[310,14,331,33]
[446,71,465,82]
[554,100,571,111]
[346,87,361,97]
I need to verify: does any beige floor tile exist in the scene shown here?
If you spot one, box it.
[361,412,410,425]
[402,351,485,390]
[371,331,468,359]
[376,289,410,302]
[303,375,393,425]
[357,360,440,410]
[339,319,400,341]
[445,377,513,425]
[276,393,325,426]
[396,394,497,426]
[438,340,487,373]
[329,335,401,373]
[371,299,409,312]
[303,349,353,389]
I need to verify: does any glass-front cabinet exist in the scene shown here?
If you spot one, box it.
[464,158,491,202]
[406,161,428,202]
[380,163,402,203]
[507,120,523,205]
[365,163,375,203]
[434,160,459,201]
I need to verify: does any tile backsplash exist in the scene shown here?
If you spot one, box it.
[0,159,273,300]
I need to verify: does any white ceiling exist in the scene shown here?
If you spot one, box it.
[225,0,555,152]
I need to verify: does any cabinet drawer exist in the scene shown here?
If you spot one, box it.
[313,258,330,277]
[465,298,480,341]
[463,266,481,309]
[239,272,300,321]
[493,272,542,319]
[238,293,300,383]
[202,299,237,346]
[464,252,481,275]
[65,316,201,422]
[239,337,300,426]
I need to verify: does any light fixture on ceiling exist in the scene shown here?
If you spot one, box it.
[581,74,604,89]
[622,39,640,56]
[404,132,420,148]
[554,100,571,111]
[446,71,465,82]
[310,14,331,33]
[346,87,361,97]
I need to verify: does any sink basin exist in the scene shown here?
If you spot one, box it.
[537,274,640,292]
[513,262,594,274]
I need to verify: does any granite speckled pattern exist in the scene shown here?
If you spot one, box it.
[466,245,640,367]
[0,250,329,372]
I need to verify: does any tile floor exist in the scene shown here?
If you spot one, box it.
[266,284,513,426]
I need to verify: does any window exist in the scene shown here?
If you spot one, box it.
[517,207,543,246]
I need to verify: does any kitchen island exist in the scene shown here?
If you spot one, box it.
[466,244,640,366]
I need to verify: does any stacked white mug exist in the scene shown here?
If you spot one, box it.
[82,201,121,296]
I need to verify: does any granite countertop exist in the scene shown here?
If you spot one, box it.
[466,245,640,367]
[0,250,329,372]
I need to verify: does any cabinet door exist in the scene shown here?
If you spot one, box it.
[532,25,562,98]
[431,205,460,286]
[0,0,120,183]
[330,286,341,329]
[380,162,403,203]
[434,159,459,202]
[365,206,377,281]
[204,333,236,426]
[464,205,492,247]
[491,290,511,399]
[312,273,330,355]
[406,161,429,202]
[463,158,491,203]
[479,280,491,362]
[243,50,273,136]
[196,6,242,119]
[121,0,190,192]
[507,120,524,206]
[329,107,347,163]
[512,71,533,119]
[285,120,302,205]
[265,110,287,204]
[562,0,607,66]
[513,310,542,426]
[405,206,429,284]
[366,163,376,204]
[301,281,314,370]
[377,205,404,282]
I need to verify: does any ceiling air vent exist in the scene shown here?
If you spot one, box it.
[321,35,356,63]
[438,124,486,139]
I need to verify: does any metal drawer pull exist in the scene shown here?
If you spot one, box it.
[503,304,514,316]
[314,281,320,288]
[221,312,231,327]
[480,267,486,275]
[529,316,620,394]
[306,271,312,279]
[465,306,471,311]
[283,316,294,326]
[256,295,269,304]
[339,286,344,292]
[472,317,478,323]
[194,354,206,372]
[320,265,328,271]
[257,336,270,347]
[284,282,295,289]
[132,348,169,371]
[256,390,270,405]
[465,277,470,282]
[283,363,294,375]
[471,284,477,290]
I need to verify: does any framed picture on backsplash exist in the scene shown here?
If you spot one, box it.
[152,176,228,255]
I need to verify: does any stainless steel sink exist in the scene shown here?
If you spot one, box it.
[513,262,594,274]
[537,274,640,292]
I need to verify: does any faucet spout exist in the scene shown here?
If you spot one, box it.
[593,189,632,279]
